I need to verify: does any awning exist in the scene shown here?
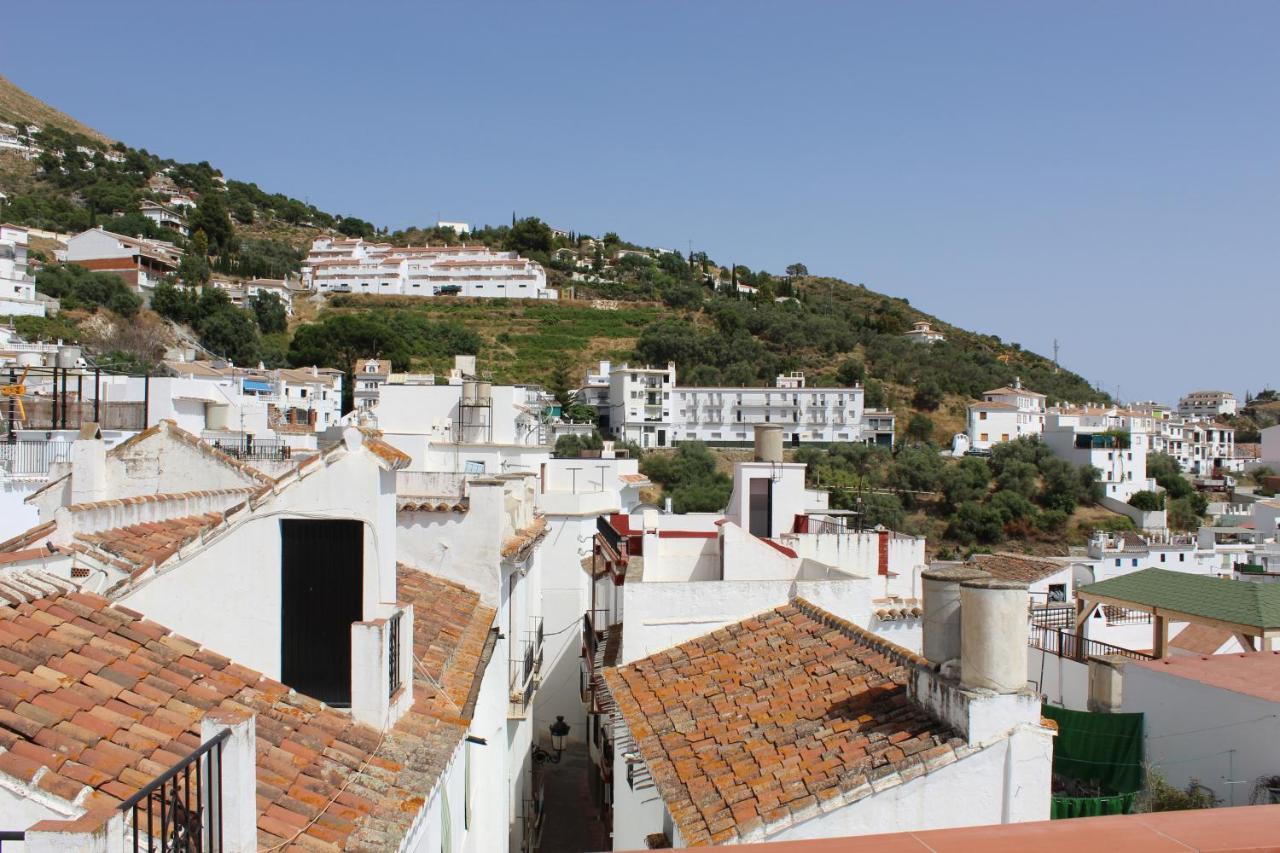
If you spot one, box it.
[242,379,272,393]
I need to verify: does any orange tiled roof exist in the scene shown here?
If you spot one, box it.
[970,554,1068,584]
[0,570,494,849]
[603,599,961,846]
[502,516,547,559]
[72,513,225,571]
[361,436,411,470]
[397,565,496,718]
[1168,623,1234,656]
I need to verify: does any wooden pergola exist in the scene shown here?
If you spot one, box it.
[1075,569,1280,658]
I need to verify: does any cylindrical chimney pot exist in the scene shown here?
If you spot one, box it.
[920,564,991,665]
[960,577,1029,693]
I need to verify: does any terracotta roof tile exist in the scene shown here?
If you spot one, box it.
[970,554,1069,584]
[397,565,495,716]
[73,513,224,571]
[603,599,958,845]
[0,579,492,849]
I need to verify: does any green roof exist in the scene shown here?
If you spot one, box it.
[1078,569,1280,630]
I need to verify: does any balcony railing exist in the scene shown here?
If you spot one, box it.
[120,727,230,852]
[388,611,403,698]
[1103,605,1153,626]
[205,438,292,462]
[1028,624,1153,663]
[1029,606,1074,631]
[0,439,73,477]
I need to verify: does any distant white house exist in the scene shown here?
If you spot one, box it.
[904,320,946,344]
[435,219,471,233]
[139,200,189,237]
[0,223,44,317]
[964,380,1047,451]
[1178,389,1238,419]
[1042,407,1157,503]
[63,227,182,294]
[595,362,895,448]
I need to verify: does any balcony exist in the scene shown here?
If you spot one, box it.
[509,616,544,718]
[0,439,73,478]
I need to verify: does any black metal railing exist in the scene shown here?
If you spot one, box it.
[388,611,403,698]
[1029,606,1074,631]
[120,728,230,853]
[523,639,535,684]
[1103,605,1153,626]
[1028,624,1154,663]
[0,831,24,849]
[583,613,598,658]
[0,439,73,476]
[206,438,291,462]
[596,516,623,555]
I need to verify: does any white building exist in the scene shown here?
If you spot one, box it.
[1262,424,1280,468]
[903,320,945,344]
[436,219,472,233]
[1179,389,1238,419]
[303,236,556,299]
[965,380,1047,451]
[1120,654,1280,809]
[0,223,44,317]
[63,226,182,294]
[210,275,298,315]
[0,421,540,851]
[139,199,189,236]
[354,357,391,410]
[599,362,894,449]
[1042,406,1156,503]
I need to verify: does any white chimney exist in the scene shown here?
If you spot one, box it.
[920,564,991,666]
[959,577,1030,694]
[70,424,106,505]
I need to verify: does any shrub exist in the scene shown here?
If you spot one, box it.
[1128,491,1164,512]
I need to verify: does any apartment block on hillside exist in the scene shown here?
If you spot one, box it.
[592,361,894,448]
[302,236,556,299]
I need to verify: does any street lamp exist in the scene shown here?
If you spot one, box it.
[548,716,571,762]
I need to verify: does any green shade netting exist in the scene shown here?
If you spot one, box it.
[1043,703,1144,798]
[1051,791,1137,819]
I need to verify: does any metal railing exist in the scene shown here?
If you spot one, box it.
[388,611,403,698]
[120,727,230,852]
[0,439,73,477]
[1028,624,1153,663]
[1029,606,1074,631]
[1103,605,1153,626]
[206,438,292,462]
[583,613,598,658]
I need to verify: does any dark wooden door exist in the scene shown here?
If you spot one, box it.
[280,519,363,706]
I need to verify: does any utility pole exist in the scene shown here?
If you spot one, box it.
[1052,338,1060,372]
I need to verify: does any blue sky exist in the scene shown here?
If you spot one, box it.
[6,2,1277,404]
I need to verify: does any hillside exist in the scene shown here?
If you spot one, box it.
[0,73,1108,444]
[0,74,114,145]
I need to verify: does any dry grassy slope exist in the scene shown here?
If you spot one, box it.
[323,295,667,386]
[0,75,114,145]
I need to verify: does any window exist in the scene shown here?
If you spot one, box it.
[1001,434,1010,442]
[1048,584,1067,603]
[1132,558,1139,567]
[980,433,989,442]
[979,412,988,421]
[1115,559,1121,567]
[1179,554,1185,562]
[1160,554,1166,563]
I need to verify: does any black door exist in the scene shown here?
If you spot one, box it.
[280,519,363,706]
